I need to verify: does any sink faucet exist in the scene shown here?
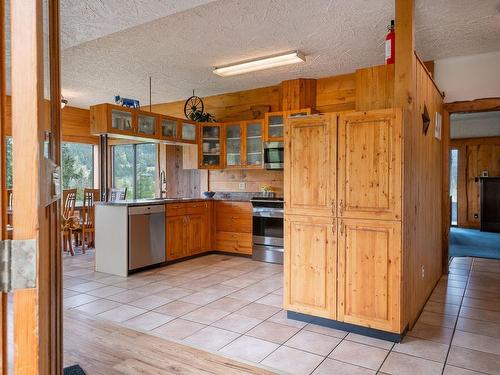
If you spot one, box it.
[159,170,167,198]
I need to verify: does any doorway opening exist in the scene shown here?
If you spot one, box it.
[449,148,458,226]
[448,109,500,260]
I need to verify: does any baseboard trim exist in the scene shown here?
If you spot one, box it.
[287,311,407,343]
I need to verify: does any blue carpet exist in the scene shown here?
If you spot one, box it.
[450,227,500,260]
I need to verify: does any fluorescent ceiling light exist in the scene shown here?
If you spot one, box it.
[213,51,305,77]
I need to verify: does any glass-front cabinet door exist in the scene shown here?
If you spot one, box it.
[245,120,263,167]
[180,120,198,143]
[225,123,242,167]
[137,112,158,137]
[160,116,178,140]
[264,112,284,141]
[199,123,223,168]
[111,108,134,133]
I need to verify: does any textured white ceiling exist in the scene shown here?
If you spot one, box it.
[60,0,217,49]
[10,0,500,109]
[451,111,500,139]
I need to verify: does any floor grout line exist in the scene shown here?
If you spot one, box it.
[440,257,474,375]
[62,253,500,375]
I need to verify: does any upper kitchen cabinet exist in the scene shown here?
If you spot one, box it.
[90,103,137,136]
[244,120,263,168]
[225,122,243,168]
[337,109,402,220]
[284,114,336,217]
[264,108,311,142]
[137,111,160,139]
[224,120,263,169]
[160,115,179,141]
[199,123,224,169]
[179,119,199,144]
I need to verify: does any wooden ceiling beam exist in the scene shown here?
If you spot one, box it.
[394,0,416,111]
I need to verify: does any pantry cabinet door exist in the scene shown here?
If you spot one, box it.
[337,219,401,333]
[284,215,336,319]
[338,109,402,220]
[284,114,336,217]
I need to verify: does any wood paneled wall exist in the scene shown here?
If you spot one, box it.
[5,96,96,144]
[209,169,283,195]
[403,58,444,328]
[160,144,207,198]
[451,137,500,228]
[149,85,281,123]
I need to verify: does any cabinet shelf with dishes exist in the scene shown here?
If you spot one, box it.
[199,123,224,169]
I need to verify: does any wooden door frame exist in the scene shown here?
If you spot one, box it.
[442,97,500,272]
[0,0,7,373]
[11,0,62,373]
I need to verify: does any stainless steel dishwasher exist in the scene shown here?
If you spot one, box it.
[128,205,166,271]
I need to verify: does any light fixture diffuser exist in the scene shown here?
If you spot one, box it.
[213,51,305,77]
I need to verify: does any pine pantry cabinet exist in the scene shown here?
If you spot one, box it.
[338,110,402,220]
[284,215,337,319]
[285,108,406,336]
[284,114,336,217]
[337,218,401,332]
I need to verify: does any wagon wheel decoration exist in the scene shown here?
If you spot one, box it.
[184,90,204,120]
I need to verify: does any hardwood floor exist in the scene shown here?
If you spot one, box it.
[64,309,275,375]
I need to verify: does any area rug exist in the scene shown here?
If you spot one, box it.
[63,365,86,375]
[449,227,500,260]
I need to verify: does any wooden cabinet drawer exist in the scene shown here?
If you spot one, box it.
[216,231,252,243]
[216,215,252,233]
[215,201,252,215]
[166,203,186,217]
[185,201,208,215]
[216,231,252,255]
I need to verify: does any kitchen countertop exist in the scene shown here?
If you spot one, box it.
[95,192,283,207]
[95,196,251,207]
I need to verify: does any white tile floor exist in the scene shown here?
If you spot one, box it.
[63,252,500,375]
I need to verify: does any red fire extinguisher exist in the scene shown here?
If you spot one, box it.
[385,20,395,64]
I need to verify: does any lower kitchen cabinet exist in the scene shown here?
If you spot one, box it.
[166,215,187,260]
[284,215,337,319]
[337,218,401,333]
[186,214,205,255]
[214,201,252,255]
[165,202,212,260]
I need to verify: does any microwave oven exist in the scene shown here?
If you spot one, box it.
[263,142,284,170]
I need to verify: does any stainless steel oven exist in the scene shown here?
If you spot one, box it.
[263,142,284,170]
[251,198,284,264]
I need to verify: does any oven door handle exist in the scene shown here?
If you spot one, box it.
[252,211,283,218]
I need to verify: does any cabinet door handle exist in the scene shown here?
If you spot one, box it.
[331,199,335,216]
[340,221,344,236]
[339,199,344,216]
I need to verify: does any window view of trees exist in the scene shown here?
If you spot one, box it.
[112,143,156,199]
[62,143,95,200]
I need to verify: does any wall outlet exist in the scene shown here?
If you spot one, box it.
[238,182,246,190]
[421,265,425,279]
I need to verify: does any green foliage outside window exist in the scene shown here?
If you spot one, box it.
[112,143,156,200]
[62,143,94,201]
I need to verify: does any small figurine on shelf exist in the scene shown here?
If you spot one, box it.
[261,185,275,198]
[115,95,140,109]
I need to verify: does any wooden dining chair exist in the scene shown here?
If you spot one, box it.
[108,187,127,201]
[61,189,78,256]
[74,188,100,253]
